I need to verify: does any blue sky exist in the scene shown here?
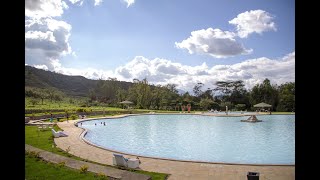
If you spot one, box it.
[25,0,295,92]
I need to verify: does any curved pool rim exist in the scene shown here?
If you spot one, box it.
[75,114,295,166]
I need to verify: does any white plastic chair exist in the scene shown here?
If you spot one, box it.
[113,154,140,168]
[51,129,68,138]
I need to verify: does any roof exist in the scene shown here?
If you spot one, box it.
[253,102,272,108]
[119,100,134,104]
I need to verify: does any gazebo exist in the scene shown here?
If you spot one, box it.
[119,100,134,109]
[253,102,272,112]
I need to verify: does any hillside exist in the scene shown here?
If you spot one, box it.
[25,66,133,97]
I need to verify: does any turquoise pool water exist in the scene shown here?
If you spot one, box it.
[81,114,295,165]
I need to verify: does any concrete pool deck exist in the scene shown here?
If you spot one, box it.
[54,115,295,180]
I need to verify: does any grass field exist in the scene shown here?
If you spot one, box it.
[25,155,110,180]
[25,125,169,180]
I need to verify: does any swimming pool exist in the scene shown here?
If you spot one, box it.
[80,114,295,165]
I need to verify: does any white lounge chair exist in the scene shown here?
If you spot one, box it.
[78,115,87,119]
[51,129,68,138]
[113,154,140,169]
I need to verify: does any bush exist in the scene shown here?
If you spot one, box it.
[94,172,107,180]
[70,114,77,120]
[58,161,66,168]
[80,165,88,173]
[76,108,86,112]
[26,150,41,160]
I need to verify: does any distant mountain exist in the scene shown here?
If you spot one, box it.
[25,66,133,97]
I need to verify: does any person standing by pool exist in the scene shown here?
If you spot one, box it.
[136,156,141,164]
[66,112,69,123]
[50,113,53,123]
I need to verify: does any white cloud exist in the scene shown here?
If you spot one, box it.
[25,0,106,73]
[41,60,115,80]
[25,0,67,18]
[112,52,294,92]
[34,64,49,70]
[68,0,84,6]
[229,9,277,38]
[28,52,294,93]
[123,0,135,8]
[62,1,69,9]
[175,28,252,58]
[94,0,103,6]
[208,52,295,88]
[25,18,72,69]
[25,31,56,42]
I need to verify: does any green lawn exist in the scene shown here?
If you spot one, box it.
[25,126,169,180]
[25,155,109,180]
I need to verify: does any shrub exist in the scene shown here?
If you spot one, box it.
[80,165,88,173]
[70,114,77,120]
[58,161,66,168]
[76,108,85,112]
[94,172,107,180]
[26,150,41,159]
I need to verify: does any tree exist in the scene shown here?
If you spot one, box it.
[25,87,47,105]
[45,88,57,102]
[199,98,214,110]
[193,83,204,97]
[213,80,248,109]
[36,89,47,105]
[200,88,214,100]
[213,81,234,95]
[116,88,128,103]
[30,98,39,106]
[249,79,279,111]
[128,78,152,109]
[88,89,96,101]
[150,85,165,110]
[277,82,295,112]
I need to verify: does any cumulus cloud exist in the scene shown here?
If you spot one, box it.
[68,0,84,6]
[25,0,73,70]
[25,18,72,69]
[34,64,49,70]
[25,0,68,18]
[208,52,295,88]
[94,0,103,6]
[123,0,135,8]
[40,60,115,80]
[175,28,252,58]
[28,52,294,93]
[229,9,277,38]
[25,0,107,72]
[114,56,211,83]
[113,52,294,91]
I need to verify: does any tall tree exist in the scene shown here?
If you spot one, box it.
[277,82,295,112]
[249,78,279,110]
[213,81,234,95]
[199,98,214,110]
[213,80,248,109]
[128,78,152,109]
[193,83,204,97]
[200,88,214,100]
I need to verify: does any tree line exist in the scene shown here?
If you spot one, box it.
[25,78,294,112]
[87,78,295,112]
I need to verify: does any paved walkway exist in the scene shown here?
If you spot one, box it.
[25,144,151,180]
[54,116,295,180]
